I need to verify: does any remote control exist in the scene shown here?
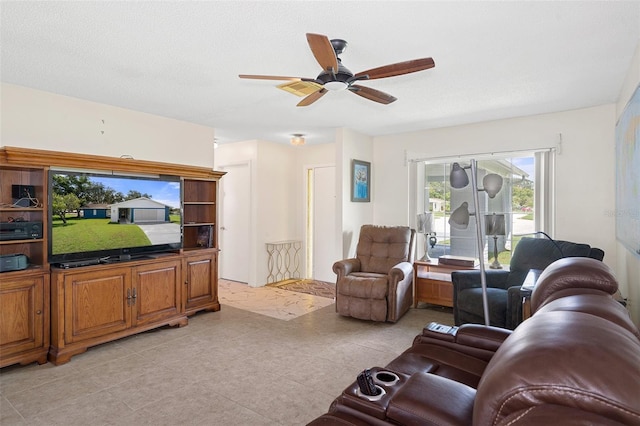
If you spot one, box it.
[427,322,459,335]
[356,369,378,396]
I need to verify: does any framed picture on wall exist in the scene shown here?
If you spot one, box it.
[351,159,371,202]
[615,83,640,257]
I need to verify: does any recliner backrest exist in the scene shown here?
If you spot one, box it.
[505,237,601,288]
[356,225,414,274]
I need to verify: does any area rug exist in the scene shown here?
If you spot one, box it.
[219,279,334,321]
[267,279,335,299]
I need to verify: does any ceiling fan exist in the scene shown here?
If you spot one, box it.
[239,33,435,107]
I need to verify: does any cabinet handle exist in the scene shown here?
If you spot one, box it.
[185,280,189,285]
[36,310,42,315]
[127,289,132,306]
[132,288,137,302]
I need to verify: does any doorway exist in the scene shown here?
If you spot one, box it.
[307,165,336,283]
[218,162,250,283]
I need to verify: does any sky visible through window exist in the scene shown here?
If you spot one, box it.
[510,157,534,182]
[91,177,180,208]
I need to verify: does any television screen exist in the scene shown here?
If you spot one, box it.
[48,170,182,264]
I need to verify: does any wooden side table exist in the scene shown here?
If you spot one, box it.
[413,259,477,308]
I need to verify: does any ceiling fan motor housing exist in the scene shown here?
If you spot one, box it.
[330,39,348,55]
[316,60,354,89]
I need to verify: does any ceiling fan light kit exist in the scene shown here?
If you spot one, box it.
[240,33,435,107]
[290,134,305,146]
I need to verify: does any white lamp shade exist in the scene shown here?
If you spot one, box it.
[483,173,503,198]
[417,212,433,233]
[450,163,470,189]
[485,213,506,236]
[449,202,470,229]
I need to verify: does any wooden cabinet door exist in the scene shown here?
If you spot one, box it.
[63,268,131,344]
[0,275,45,361]
[183,252,218,314]
[131,260,181,327]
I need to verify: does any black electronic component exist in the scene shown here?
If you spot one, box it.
[356,369,379,396]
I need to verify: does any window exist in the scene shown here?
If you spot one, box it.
[411,150,554,267]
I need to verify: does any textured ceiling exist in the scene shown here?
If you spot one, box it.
[2,1,639,146]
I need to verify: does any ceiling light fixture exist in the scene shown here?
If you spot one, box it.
[290,134,305,146]
[323,81,348,91]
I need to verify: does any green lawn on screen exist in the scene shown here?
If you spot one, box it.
[51,218,151,253]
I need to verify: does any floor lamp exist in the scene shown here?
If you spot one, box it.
[448,160,503,326]
[417,212,433,261]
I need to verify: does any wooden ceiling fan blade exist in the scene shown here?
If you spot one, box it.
[349,85,397,104]
[297,89,327,107]
[239,74,305,81]
[306,33,338,72]
[354,57,435,80]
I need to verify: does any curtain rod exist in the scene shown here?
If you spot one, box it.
[406,146,556,164]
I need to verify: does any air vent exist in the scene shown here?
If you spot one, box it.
[277,81,323,97]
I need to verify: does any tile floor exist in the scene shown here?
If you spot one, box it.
[0,281,454,425]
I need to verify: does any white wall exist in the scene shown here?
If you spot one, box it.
[615,41,640,324]
[337,128,374,258]
[1,84,215,167]
[257,141,297,285]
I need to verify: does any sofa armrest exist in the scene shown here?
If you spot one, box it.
[454,324,512,352]
[386,372,475,426]
[333,258,360,280]
[412,323,512,362]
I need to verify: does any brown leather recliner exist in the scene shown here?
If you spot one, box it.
[334,225,416,323]
[309,257,640,425]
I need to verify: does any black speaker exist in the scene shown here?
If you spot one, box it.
[12,185,36,200]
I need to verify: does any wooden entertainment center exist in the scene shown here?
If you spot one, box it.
[0,147,224,367]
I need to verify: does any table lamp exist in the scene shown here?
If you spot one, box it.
[485,213,506,269]
[417,212,434,261]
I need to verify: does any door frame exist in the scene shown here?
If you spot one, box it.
[303,163,337,282]
[217,160,252,284]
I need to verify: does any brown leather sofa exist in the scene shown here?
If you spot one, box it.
[334,225,416,322]
[309,257,640,425]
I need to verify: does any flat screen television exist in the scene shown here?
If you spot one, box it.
[48,169,182,265]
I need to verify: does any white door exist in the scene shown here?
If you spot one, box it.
[311,166,336,283]
[219,163,250,283]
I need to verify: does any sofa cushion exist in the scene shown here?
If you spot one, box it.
[387,373,475,426]
[336,275,389,321]
[536,293,640,339]
[499,405,629,426]
[457,287,508,328]
[338,275,388,299]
